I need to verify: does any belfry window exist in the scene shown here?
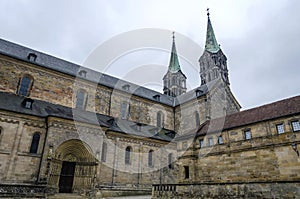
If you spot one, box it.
[29,133,40,154]
[17,75,33,97]
[76,89,87,109]
[181,80,185,88]
[125,146,132,165]
[148,150,154,167]
[172,76,176,85]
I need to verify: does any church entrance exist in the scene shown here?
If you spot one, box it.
[48,139,98,194]
[59,161,76,193]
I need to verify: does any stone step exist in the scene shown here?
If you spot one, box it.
[48,193,86,199]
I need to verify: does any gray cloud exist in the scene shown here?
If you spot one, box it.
[0,0,299,110]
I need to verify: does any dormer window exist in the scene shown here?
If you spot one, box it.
[22,98,34,109]
[27,53,37,62]
[122,84,130,91]
[195,90,203,97]
[153,95,160,101]
[136,123,142,131]
[78,70,87,78]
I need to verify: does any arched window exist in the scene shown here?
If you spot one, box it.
[208,73,211,82]
[101,142,107,162]
[17,75,33,96]
[125,146,132,165]
[172,76,176,85]
[164,79,168,87]
[168,153,174,169]
[76,89,87,109]
[195,111,200,128]
[181,80,185,88]
[157,111,164,128]
[184,166,189,179]
[148,150,154,167]
[29,133,40,154]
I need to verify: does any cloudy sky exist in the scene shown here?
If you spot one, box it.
[0,0,299,110]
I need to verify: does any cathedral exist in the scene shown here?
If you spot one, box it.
[0,12,299,199]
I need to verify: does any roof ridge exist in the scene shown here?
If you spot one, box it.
[240,94,300,113]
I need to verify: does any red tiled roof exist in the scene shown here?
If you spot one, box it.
[196,95,300,137]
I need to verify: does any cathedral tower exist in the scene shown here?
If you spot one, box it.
[199,10,229,85]
[163,32,187,97]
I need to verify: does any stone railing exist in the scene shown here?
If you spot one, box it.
[152,184,177,198]
[152,181,300,199]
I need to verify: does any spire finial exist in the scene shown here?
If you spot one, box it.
[172,31,175,41]
[207,8,210,17]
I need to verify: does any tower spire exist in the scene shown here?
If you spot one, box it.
[168,32,181,73]
[205,9,220,53]
[199,10,230,86]
[163,32,187,97]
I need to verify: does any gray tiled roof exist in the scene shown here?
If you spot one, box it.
[0,91,174,142]
[0,38,208,107]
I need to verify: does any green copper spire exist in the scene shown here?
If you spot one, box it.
[168,32,181,73]
[205,9,220,53]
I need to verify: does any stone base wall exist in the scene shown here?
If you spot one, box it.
[0,183,55,198]
[0,183,151,198]
[98,186,151,198]
[152,182,300,199]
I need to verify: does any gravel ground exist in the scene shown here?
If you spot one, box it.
[105,196,151,199]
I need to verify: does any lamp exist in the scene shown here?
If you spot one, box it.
[292,143,299,156]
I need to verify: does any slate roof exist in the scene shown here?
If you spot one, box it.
[177,95,300,140]
[0,38,208,107]
[0,91,174,142]
[168,34,181,73]
[205,13,220,53]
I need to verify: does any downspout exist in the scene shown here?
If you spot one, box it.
[137,142,142,187]
[36,116,49,184]
[111,136,118,185]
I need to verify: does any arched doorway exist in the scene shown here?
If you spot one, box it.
[48,139,97,193]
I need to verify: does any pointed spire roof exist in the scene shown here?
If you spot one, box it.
[168,32,181,73]
[205,9,220,53]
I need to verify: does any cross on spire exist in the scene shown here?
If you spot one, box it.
[207,8,210,17]
[172,31,175,41]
